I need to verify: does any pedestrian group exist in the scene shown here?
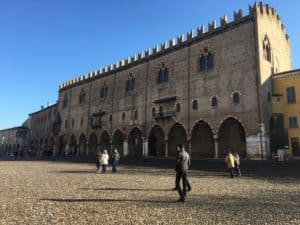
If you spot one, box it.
[94,145,242,203]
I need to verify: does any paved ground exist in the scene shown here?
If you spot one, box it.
[0,161,300,225]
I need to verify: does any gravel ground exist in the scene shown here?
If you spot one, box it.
[0,161,300,225]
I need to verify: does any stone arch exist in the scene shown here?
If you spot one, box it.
[168,123,187,157]
[148,125,165,157]
[99,131,110,151]
[69,134,77,156]
[218,117,246,157]
[78,133,87,156]
[112,129,124,156]
[191,120,214,158]
[128,127,143,157]
[88,132,98,157]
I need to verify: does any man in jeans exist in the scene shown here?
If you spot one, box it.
[175,144,191,202]
[173,146,191,191]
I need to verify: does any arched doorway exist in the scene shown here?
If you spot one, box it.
[89,132,98,157]
[78,133,87,156]
[148,125,165,157]
[168,123,187,157]
[69,135,77,157]
[112,129,124,156]
[218,118,246,157]
[58,135,68,156]
[191,121,214,158]
[99,131,110,151]
[128,127,143,157]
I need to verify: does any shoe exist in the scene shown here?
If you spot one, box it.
[177,198,185,202]
[187,188,191,192]
[172,187,177,191]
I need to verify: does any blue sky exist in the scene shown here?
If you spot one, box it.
[0,0,299,129]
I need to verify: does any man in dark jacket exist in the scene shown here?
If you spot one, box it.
[175,144,191,202]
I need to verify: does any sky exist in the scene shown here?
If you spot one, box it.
[0,0,299,130]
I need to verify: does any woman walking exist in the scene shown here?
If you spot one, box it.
[101,150,109,173]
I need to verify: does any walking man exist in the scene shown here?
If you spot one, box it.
[173,145,191,192]
[111,149,120,172]
[175,144,191,202]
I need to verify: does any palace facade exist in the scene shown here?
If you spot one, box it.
[2,3,296,160]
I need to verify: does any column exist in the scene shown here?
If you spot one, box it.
[188,140,192,157]
[143,139,148,157]
[214,134,219,159]
[165,140,168,157]
[53,145,57,156]
[86,143,89,156]
[123,140,128,156]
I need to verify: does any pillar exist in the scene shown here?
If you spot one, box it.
[188,139,192,157]
[143,139,148,156]
[86,143,89,156]
[214,134,219,159]
[165,140,168,157]
[123,140,128,156]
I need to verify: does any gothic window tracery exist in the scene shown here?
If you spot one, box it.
[158,62,169,84]
[126,73,135,92]
[100,82,108,98]
[263,35,271,62]
[63,94,68,109]
[79,89,86,104]
[199,47,214,72]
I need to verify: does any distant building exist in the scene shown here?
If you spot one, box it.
[0,126,28,156]
[271,69,300,157]
[28,104,59,156]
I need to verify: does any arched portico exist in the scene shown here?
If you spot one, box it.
[128,127,143,157]
[218,118,246,157]
[168,123,187,157]
[148,125,165,157]
[191,120,214,158]
[112,129,124,156]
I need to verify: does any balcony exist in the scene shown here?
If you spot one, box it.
[88,111,106,129]
[153,110,177,122]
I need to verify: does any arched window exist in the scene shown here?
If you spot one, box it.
[109,114,112,122]
[65,120,68,129]
[122,112,126,120]
[199,47,214,72]
[126,73,135,92]
[100,83,108,98]
[263,36,271,62]
[152,107,156,116]
[192,100,198,110]
[80,117,83,127]
[134,110,138,120]
[79,89,86,104]
[176,103,181,113]
[233,92,240,105]
[158,63,169,84]
[211,96,218,107]
[63,95,68,109]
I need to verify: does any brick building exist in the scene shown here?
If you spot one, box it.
[28,103,59,156]
[29,3,293,160]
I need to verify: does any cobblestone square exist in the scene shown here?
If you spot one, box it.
[0,161,300,225]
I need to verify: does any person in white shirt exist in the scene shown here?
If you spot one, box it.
[101,150,110,173]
